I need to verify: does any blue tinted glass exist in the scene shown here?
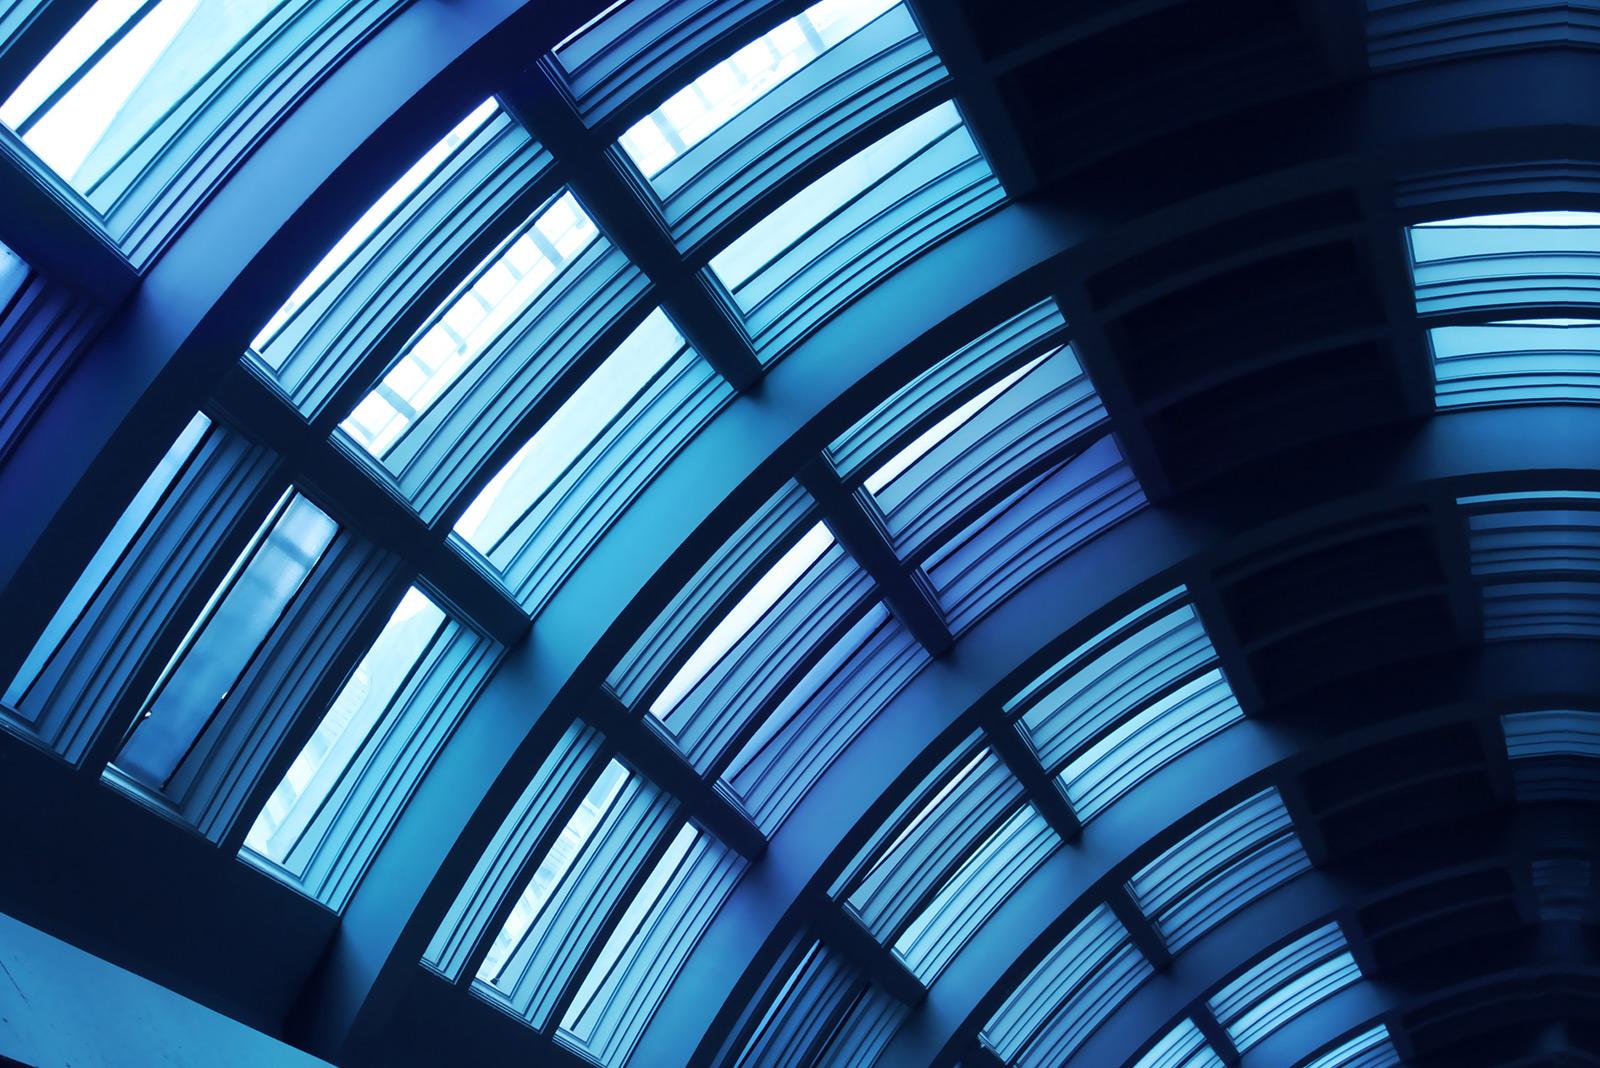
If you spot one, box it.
[114,492,336,789]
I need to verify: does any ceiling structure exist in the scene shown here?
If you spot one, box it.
[0,1,1597,1066]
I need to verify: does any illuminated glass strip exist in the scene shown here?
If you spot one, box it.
[1,0,409,258]
[1463,494,1600,640]
[842,742,1024,939]
[249,102,554,417]
[1408,212,1600,317]
[708,99,1004,361]
[927,435,1147,633]
[1059,668,1243,823]
[619,0,898,178]
[2,415,275,763]
[831,298,1067,482]
[424,721,604,980]
[867,344,1109,558]
[893,802,1058,982]
[1209,923,1359,1052]
[1503,709,1600,760]
[558,825,745,1067]
[647,522,874,769]
[474,766,678,1028]
[619,0,947,250]
[608,480,812,707]
[1299,1025,1399,1068]
[981,904,1153,1064]
[1012,588,1216,771]
[1132,1019,1227,1068]
[1128,788,1312,952]
[728,940,907,1067]
[242,589,498,910]
[721,601,929,832]
[1430,320,1600,409]
[0,239,103,468]
[452,309,731,613]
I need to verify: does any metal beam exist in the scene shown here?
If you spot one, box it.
[497,64,764,390]
[797,457,954,656]
[808,893,927,1006]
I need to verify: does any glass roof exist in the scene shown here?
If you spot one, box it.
[1,0,279,189]
[618,0,899,179]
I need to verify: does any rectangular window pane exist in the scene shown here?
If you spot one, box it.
[113,492,337,789]
[243,587,448,863]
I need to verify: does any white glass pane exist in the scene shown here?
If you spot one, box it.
[339,191,597,458]
[251,100,499,357]
[2,0,280,190]
[617,0,899,179]
[453,309,685,555]
[243,588,447,863]
[479,760,629,982]
[708,100,961,295]
[115,492,337,789]
[647,521,834,718]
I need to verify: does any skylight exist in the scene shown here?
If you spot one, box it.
[244,588,447,864]
[1131,1019,1226,1068]
[453,309,688,558]
[618,0,899,179]
[706,98,1003,359]
[339,190,596,458]
[981,903,1153,1065]
[1461,493,1600,640]
[892,802,1057,981]
[1301,1025,1400,1068]
[1058,667,1243,822]
[1408,211,1600,318]
[863,350,1048,495]
[710,101,963,294]
[479,760,628,981]
[1208,923,1360,1052]
[1127,788,1311,952]
[1,0,278,190]
[648,521,834,719]
[1430,319,1600,408]
[113,491,337,792]
[1502,709,1600,760]
[251,100,500,358]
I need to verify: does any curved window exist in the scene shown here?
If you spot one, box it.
[339,188,648,521]
[724,938,909,1068]
[249,101,554,417]
[1208,922,1360,1052]
[3,413,276,767]
[981,903,1154,1066]
[1300,1025,1399,1068]
[1132,1019,1226,1068]
[1460,490,1600,640]
[1502,708,1600,802]
[707,98,1004,361]
[1430,319,1600,409]
[242,587,498,910]
[451,308,731,614]
[615,0,947,250]
[1,0,409,258]
[1127,788,1312,952]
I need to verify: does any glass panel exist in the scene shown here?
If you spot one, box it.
[251,100,500,358]
[647,521,834,718]
[5,412,210,711]
[617,0,899,179]
[479,760,629,982]
[113,492,337,789]
[863,350,1049,495]
[453,308,685,558]
[1,0,279,191]
[339,191,597,458]
[708,100,962,298]
[243,587,448,863]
